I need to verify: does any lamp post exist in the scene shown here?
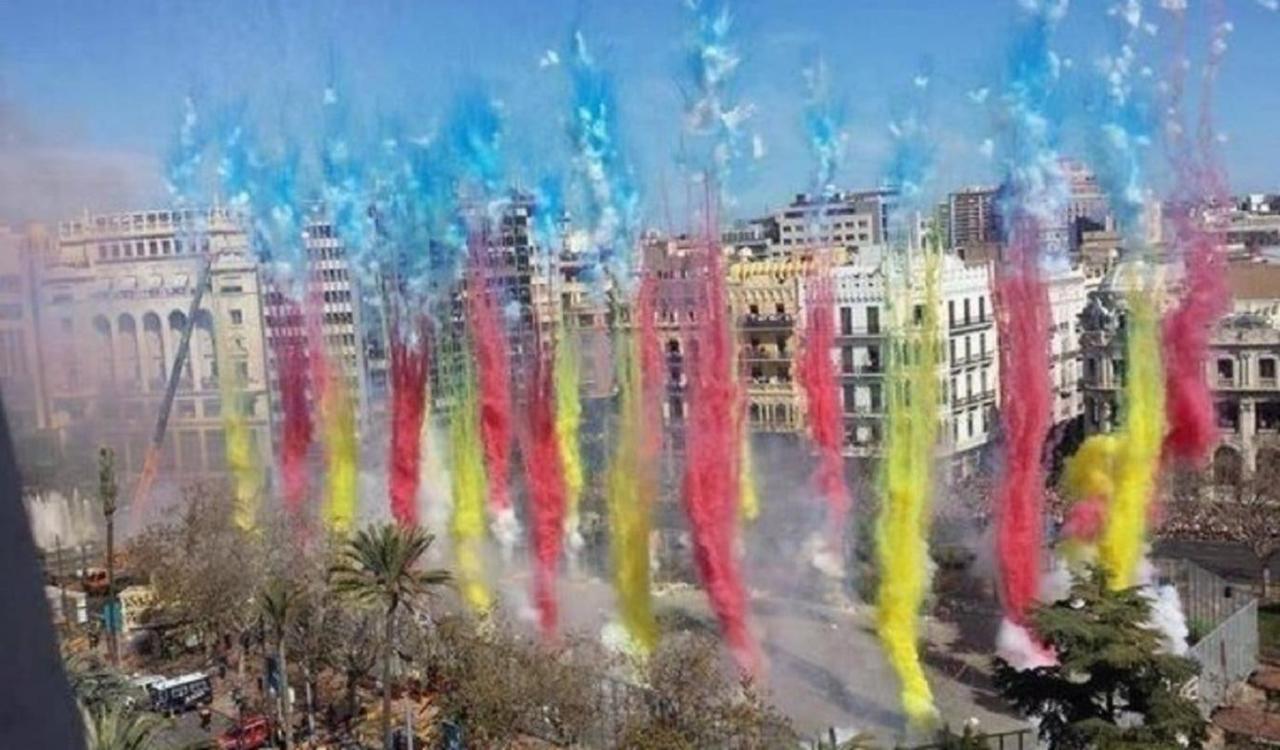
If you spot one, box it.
[99,447,119,666]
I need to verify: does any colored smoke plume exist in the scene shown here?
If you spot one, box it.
[467,250,515,535]
[1100,292,1166,590]
[272,320,312,517]
[522,345,568,639]
[875,248,942,724]
[450,368,493,612]
[554,320,586,546]
[798,270,851,545]
[607,330,659,654]
[994,239,1052,624]
[681,237,757,675]
[389,325,431,528]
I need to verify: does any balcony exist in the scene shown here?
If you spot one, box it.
[744,347,789,362]
[740,313,794,330]
[949,317,990,333]
[836,327,883,339]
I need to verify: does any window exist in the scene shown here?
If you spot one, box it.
[948,300,956,327]
[912,304,924,326]
[963,298,971,324]
[1262,358,1276,382]
[869,384,883,412]
[841,346,854,374]
[230,309,243,325]
[979,296,987,321]
[1217,358,1234,382]
[866,306,880,334]
[842,383,856,412]
[950,339,957,365]
[236,361,249,381]
[964,336,972,361]
[176,400,196,418]
[840,307,853,336]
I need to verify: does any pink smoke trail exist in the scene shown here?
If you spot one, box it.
[273,297,312,517]
[389,316,430,528]
[467,240,513,516]
[994,228,1052,624]
[636,274,665,459]
[1159,1,1231,466]
[798,269,851,541]
[521,341,567,638]
[681,228,758,676]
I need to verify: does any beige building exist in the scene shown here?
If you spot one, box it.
[0,224,48,435]
[37,207,272,480]
[1079,258,1280,481]
[727,256,807,433]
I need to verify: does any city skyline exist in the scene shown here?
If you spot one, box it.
[1,0,1279,227]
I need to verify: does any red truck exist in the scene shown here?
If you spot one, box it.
[215,715,273,750]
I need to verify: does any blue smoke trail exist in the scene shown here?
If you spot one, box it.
[446,90,504,199]
[883,76,936,214]
[216,109,307,287]
[566,30,640,287]
[803,59,846,198]
[166,97,208,211]
[683,0,755,196]
[996,0,1069,244]
[1082,6,1156,242]
[321,82,376,283]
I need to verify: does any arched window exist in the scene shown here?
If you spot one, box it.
[92,315,114,386]
[143,312,165,388]
[117,314,140,389]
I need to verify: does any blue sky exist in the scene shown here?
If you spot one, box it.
[0,0,1277,225]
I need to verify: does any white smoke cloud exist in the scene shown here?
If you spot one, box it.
[997,618,1058,670]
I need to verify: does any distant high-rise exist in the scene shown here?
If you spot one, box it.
[944,186,1000,258]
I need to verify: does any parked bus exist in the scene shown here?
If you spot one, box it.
[146,672,212,715]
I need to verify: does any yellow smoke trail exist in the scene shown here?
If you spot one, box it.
[1061,434,1119,503]
[321,377,358,534]
[215,329,262,532]
[555,320,586,536]
[1099,290,1166,589]
[740,430,760,522]
[607,332,658,653]
[876,245,941,725]
[450,371,493,612]
[1059,433,1119,565]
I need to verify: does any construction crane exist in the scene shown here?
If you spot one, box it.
[129,254,216,520]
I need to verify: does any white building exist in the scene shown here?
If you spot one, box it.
[832,252,998,475]
[1046,266,1089,426]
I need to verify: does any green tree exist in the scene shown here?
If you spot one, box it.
[329,524,451,750]
[993,567,1206,750]
[79,704,162,750]
[260,578,302,750]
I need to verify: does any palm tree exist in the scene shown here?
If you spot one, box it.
[260,579,303,750]
[330,523,452,750]
[79,703,162,750]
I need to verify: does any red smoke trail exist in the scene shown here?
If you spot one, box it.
[389,317,431,527]
[273,298,312,516]
[1159,2,1231,466]
[994,232,1052,624]
[467,241,513,515]
[636,274,665,458]
[798,270,851,539]
[681,233,758,675]
[522,342,567,638]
